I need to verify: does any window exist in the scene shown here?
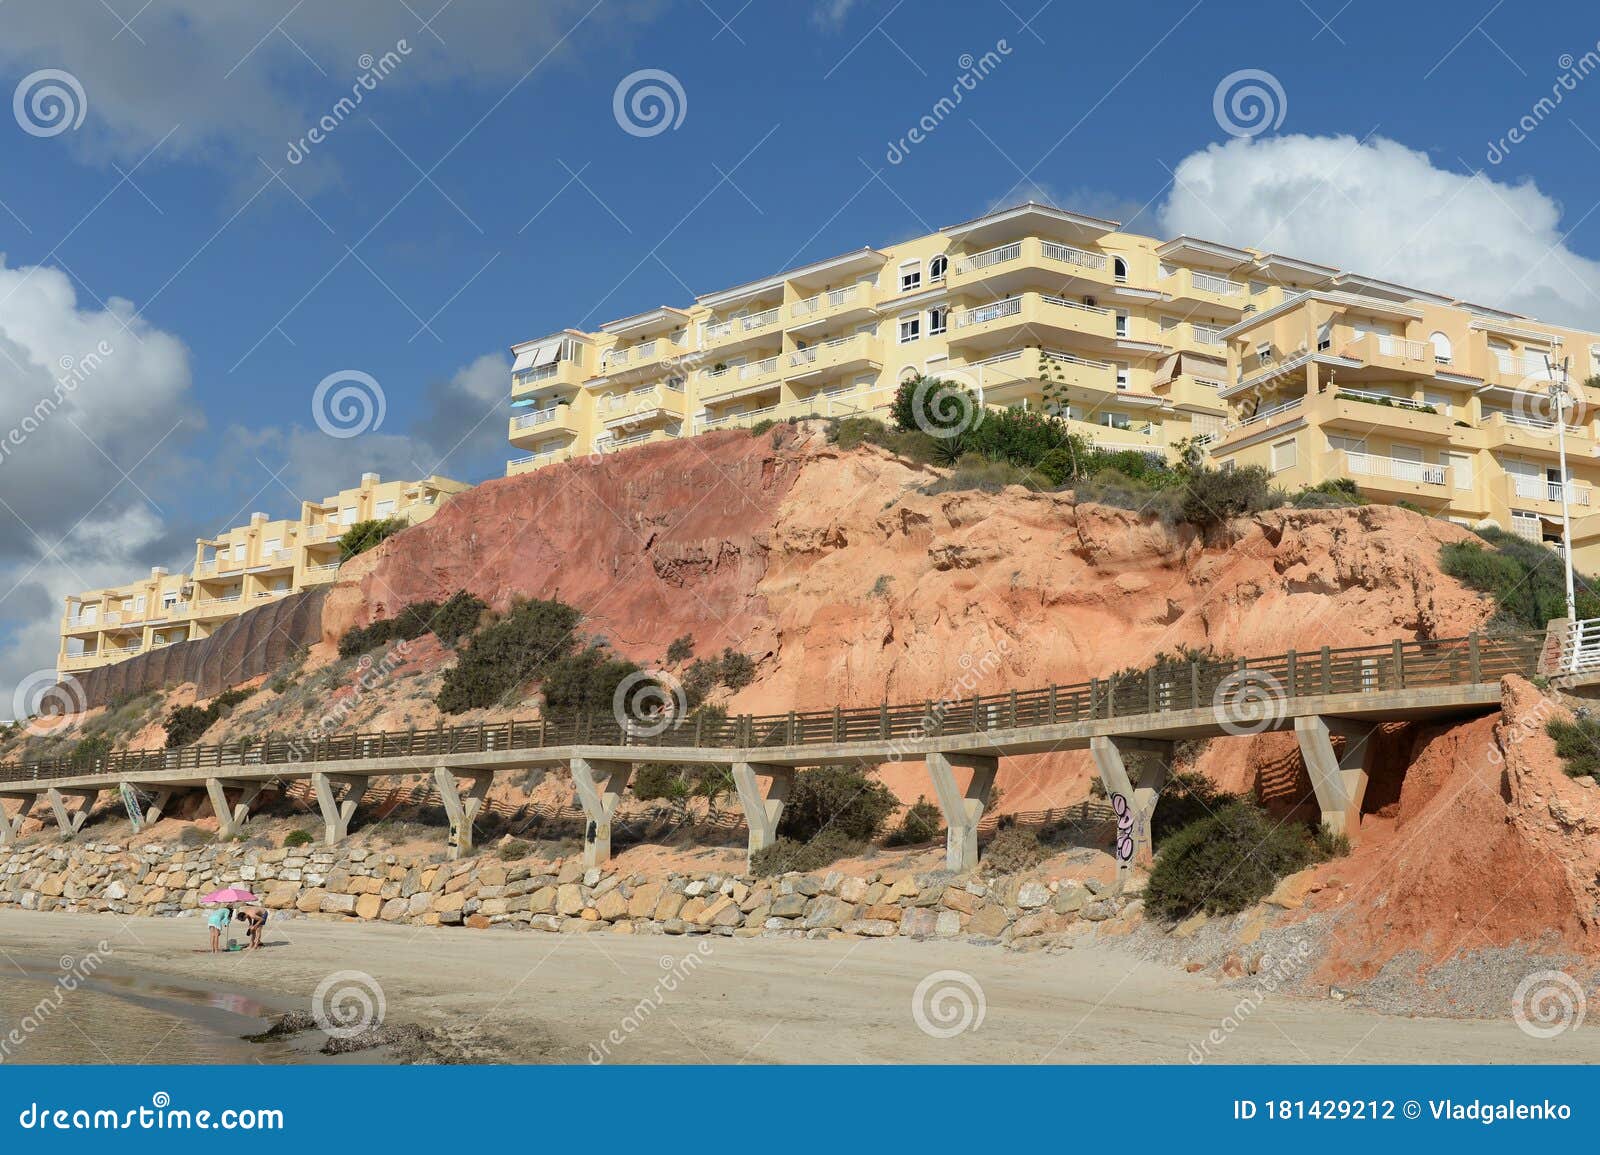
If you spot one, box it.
[1256,342,1275,367]
[898,315,921,344]
[1100,411,1131,430]
[264,537,281,556]
[1158,262,1177,280]
[1249,280,1269,295]
[162,592,178,609]
[1112,256,1128,284]
[899,261,921,293]
[1271,438,1297,473]
[340,507,357,525]
[928,255,948,283]
[1316,322,1332,352]
[928,306,948,336]
[375,499,396,517]
[1115,362,1130,390]
[1114,312,1129,338]
[1159,315,1180,333]
[1430,331,1453,365]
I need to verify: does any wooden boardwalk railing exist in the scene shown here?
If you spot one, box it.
[1,630,1543,785]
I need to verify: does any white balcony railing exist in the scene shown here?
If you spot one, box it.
[790,285,862,318]
[1341,452,1446,486]
[1191,270,1244,296]
[1039,293,1110,316]
[957,242,1021,274]
[1338,387,1435,413]
[739,355,780,381]
[1041,241,1107,271]
[1374,335,1428,361]
[1496,351,1554,379]
[513,362,561,387]
[1511,475,1593,506]
[741,307,780,331]
[512,408,561,430]
[958,297,1023,327]
[1191,324,1226,346]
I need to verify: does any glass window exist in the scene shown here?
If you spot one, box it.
[898,315,920,343]
[899,262,921,293]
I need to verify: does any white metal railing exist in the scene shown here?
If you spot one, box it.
[959,296,1023,327]
[513,363,560,387]
[790,346,819,367]
[827,286,859,309]
[957,242,1022,274]
[1496,351,1553,379]
[1040,293,1109,315]
[1039,347,1113,371]
[103,643,142,657]
[1490,409,1585,436]
[1041,241,1106,270]
[696,384,892,433]
[791,285,862,317]
[1374,335,1428,361]
[705,320,734,341]
[1230,396,1304,432]
[1339,451,1446,486]
[742,307,780,331]
[1191,270,1244,296]
[1191,324,1226,346]
[740,356,780,380]
[604,346,631,368]
[1553,617,1600,673]
[1511,475,1593,506]
[512,408,561,430]
[197,594,243,609]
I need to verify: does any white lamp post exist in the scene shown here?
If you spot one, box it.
[1546,356,1579,670]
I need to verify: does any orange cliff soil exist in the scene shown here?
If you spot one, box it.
[1285,676,1600,981]
[323,421,1495,814]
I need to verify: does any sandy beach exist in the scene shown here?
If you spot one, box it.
[1,910,1594,1064]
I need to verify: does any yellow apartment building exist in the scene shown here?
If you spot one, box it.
[59,473,467,675]
[507,201,1600,568]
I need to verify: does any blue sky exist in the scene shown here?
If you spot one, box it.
[2,0,1600,702]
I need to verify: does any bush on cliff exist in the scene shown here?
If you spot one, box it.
[1177,463,1277,534]
[981,827,1046,873]
[1292,478,1366,509]
[1144,801,1317,921]
[1151,771,1238,848]
[164,687,256,748]
[1441,528,1600,629]
[749,829,862,876]
[884,797,943,846]
[538,647,641,721]
[776,765,898,843]
[337,517,407,562]
[632,762,735,816]
[435,597,582,714]
[338,591,488,658]
[1547,716,1600,779]
[282,829,314,849]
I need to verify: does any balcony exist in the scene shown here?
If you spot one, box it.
[506,445,576,476]
[950,346,1119,400]
[1493,350,1556,384]
[1481,410,1594,459]
[700,355,782,401]
[58,652,104,672]
[1317,389,1458,442]
[299,560,343,585]
[599,383,687,430]
[1211,396,1307,450]
[1325,448,1450,503]
[949,292,1116,351]
[596,428,673,455]
[702,307,783,355]
[946,237,1113,293]
[512,357,586,397]
[1338,332,1438,378]
[1506,474,1593,512]
[193,594,245,618]
[788,284,874,333]
[696,384,895,434]
[1161,268,1247,309]
[508,403,581,446]
[786,332,882,381]
[597,336,687,382]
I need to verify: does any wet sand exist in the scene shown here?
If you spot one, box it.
[1,909,1595,1064]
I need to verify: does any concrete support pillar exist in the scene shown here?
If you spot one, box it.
[1294,716,1377,838]
[0,793,32,847]
[925,752,998,873]
[142,788,173,827]
[204,778,246,839]
[312,772,367,844]
[434,767,493,859]
[730,761,795,866]
[1091,736,1173,874]
[46,787,98,839]
[569,757,633,868]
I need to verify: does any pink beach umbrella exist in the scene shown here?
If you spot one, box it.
[202,887,258,904]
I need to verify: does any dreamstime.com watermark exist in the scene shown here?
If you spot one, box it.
[1511,969,1587,1039]
[311,970,387,1039]
[0,340,115,468]
[1213,68,1287,138]
[0,943,115,1063]
[13,68,87,138]
[312,369,386,438]
[291,640,411,758]
[613,69,687,137]
[1187,937,1314,1063]
[587,942,715,1063]
[1486,46,1600,165]
[911,969,986,1038]
[886,41,1013,165]
[286,40,412,164]
[15,1093,283,1131]
[11,670,89,738]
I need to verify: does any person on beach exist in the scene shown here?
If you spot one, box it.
[207,904,232,953]
[241,907,267,950]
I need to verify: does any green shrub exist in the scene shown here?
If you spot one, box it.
[1292,478,1366,509]
[1441,529,1600,629]
[337,591,487,659]
[749,419,777,436]
[428,591,488,647]
[884,797,943,846]
[72,734,113,765]
[163,686,256,748]
[1547,716,1600,779]
[718,648,755,690]
[1313,824,1351,859]
[538,647,640,720]
[498,838,532,861]
[1178,465,1276,533]
[436,597,583,714]
[775,765,897,843]
[1144,801,1318,921]
[1151,770,1238,847]
[282,829,314,848]
[631,762,733,810]
[981,827,1046,873]
[337,517,407,562]
[665,635,695,665]
[920,453,1042,494]
[829,416,891,450]
[749,829,861,876]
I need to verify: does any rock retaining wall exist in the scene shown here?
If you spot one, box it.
[0,840,1143,948]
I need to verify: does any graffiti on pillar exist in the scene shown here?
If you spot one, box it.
[1111,792,1135,867]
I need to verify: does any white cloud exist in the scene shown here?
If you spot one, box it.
[0,260,200,709]
[811,0,860,30]
[0,1,662,173]
[1157,134,1600,328]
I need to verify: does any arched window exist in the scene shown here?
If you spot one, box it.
[1429,331,1453,365]
[929,254,948,283]
[1112,256,1128,284]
